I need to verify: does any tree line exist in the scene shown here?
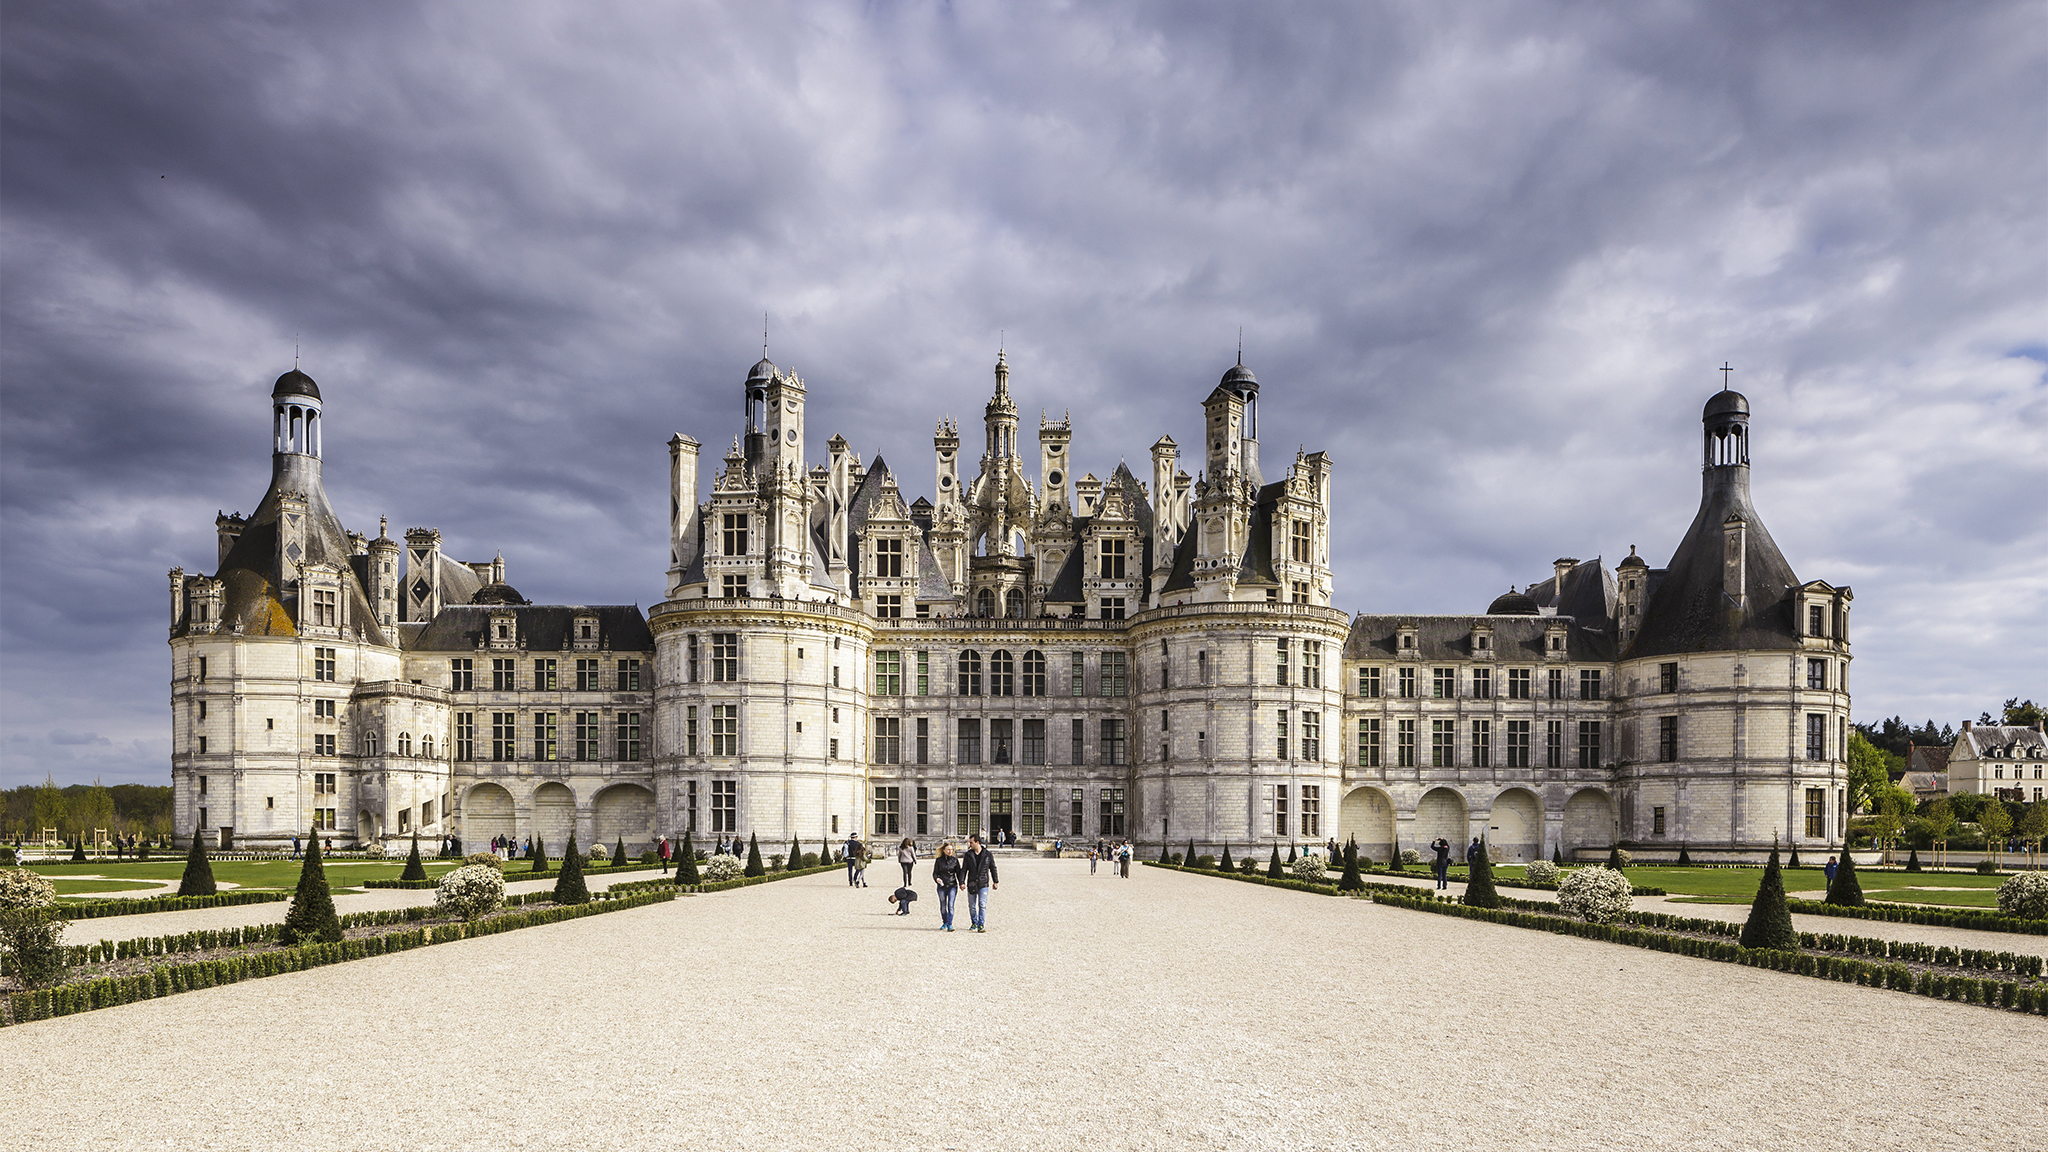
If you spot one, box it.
[3,777,174,844]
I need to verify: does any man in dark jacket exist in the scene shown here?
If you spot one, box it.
[1432,838,1452,890]
[961,834,1000,932]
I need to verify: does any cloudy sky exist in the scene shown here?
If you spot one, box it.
[2,1,2041,788]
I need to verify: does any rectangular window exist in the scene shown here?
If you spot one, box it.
[1432,720,1454,767]
[1276,638,1290,686]
[957,719,982,765]
[875,594,902,619]
[314,647,336,682]
[1101,652,1128,697]
[1022,650,1046,697]
[1507,720,1530,768]
[1290,519,1311,564]
[450,659,473,691]
[1198,649,1210,685]
[873,786,901,835]
[1806,658,1826,690]
[576,659,599,691]
[916,651,930,696]
[712,634,739,682]
[314,772,336,795]
[712,704,738,757]
[1660,662,1679,694]
[491,712,516,761]
[722,572,748,597]
[493,659,516,691]
[990,787,1013,834]
[957,650,982,696]
[1547,668,1563,701]
[1071,718,1086,764]
[916,786,930,835]
[1300,785,1321,838]
[915,717,929,765]
[534,712,558,761]
[1808,604,1825,637]
[617,712,641,762]
[1302,641,1321,688]
[1275,785,1289,834]
[1577,721,1602,769]
[1100,597,1125,621]
[533,659,557,691]
[1398,667,1417,699]
[1358,718,1381,768]
[314,808,335,830]
[1099,788,1125,837]
[722,512,750,557]
[1658,716,1678,763]
[617,659,642,691]
[196,656,207,681]
[686,706,699,757]
[573,712,600,761]
[1102,718,1127,766]
[711,779,737,833]
[1806,714,1826,760]
[1070,787,1084,835]
[455,713,475,761]
[687,635,700,683]
[1398,719,1417,767]
[989,651,1014,697]
[311,588,336,627]
[1358,666,1381,698]
[1579,669,1602,701]
[955,788,982,837]
[874,537,903,578]
[1071,652,1086,696]
[1804,787,1824,838]
[686,781,699,833]
[1098,537,1126,579]
[1302,711,1321,761]
[1021,718,1046,765]
[312,733,335,755]
[1470,719,1490,767]
[1652,806,1666,836]
[1546,720,1563,768]
[829,738,838,760]
[1508,668,1531,699]
[1019,788,1045,837]
[1276,709,1290,760]
[990,718,1014,765]
[1432,667,1454,699]
[874,650,902,696]
[1471,667,1492,699]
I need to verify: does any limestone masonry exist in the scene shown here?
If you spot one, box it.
[169,353,1852,862]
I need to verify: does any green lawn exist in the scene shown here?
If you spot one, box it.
[1631,866,2008,908]
[47,878,169,895]
[30,857,460,894]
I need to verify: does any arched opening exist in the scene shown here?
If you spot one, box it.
[1413,787,1467,851]
[1486,788,1542,863]
[1338,786,1395,862]
[1563,788,1616,862]
[976,588,995,616]
[357,808,379,843]
[465,783,515,847]
[593,784,657,858]
[1005,588,1025,618]
[532,782,576,856]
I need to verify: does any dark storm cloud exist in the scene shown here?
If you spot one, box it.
[3,1,2041,785]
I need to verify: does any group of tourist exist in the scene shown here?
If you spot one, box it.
[1428,837,1488,890]
[849,833,1001,932]
[1086,839,1134,878]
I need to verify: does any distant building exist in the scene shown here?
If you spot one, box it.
[1946,722,2048,803]
[1902,744,1950,802]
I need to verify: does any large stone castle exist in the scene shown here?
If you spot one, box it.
[169,352,1853,862]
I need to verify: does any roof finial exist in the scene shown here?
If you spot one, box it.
[1720,361,1733,390]
[764,313,770,358]
[1237,327,1243,366]
[294,334,300,370]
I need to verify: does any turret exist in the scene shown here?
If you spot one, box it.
[368,519,400,631]
[215,512,245,567]
[404,527,443,622]
[984,351,1019,461]
[934,418,961,508]
[667,433,701,596]
[1039,411,1071,512]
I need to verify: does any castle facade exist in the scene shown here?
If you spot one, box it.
[169,353,1852,862]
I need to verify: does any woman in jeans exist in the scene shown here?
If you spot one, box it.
[931,842,963,931]
[897,837,917,887]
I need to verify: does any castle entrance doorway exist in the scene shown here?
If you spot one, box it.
[989,788,1014,839]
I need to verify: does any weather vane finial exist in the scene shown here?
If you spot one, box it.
[1721,362,1733,389]
[1237,326,1243,365]
[764,313,769,358]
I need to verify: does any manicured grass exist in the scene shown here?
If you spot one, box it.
[1632,866,2006,908]
[48,878,170,895]
[28,858,460,893]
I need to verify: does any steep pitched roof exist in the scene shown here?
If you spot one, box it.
[195,456,389,646]
[405,605,654,653]
[1627,473,1802,659]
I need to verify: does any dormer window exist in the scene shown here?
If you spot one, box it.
[1808,604,1825,637]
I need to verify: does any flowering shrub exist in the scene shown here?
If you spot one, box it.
[589,842,609,861]
[1291,855,1328,883]
[1399,849,1423,865]
[704,854,744,882]
[0,867,65,988]
[462,852,504,871]
[435,864,506,921]
[1523,859,1560,885]
[1997,871,2048,920]
[361,840,388,858]
[0,867,57,911]
[1557,866,1634,923]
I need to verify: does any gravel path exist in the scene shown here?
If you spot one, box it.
[8,860,2042,1150]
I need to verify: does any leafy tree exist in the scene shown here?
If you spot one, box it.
[278,827,342,945]
[1924,798,1956,867]
[787,834,802,871]
[1739,847,1798,950]
[1218,843,1234,873]
[674,831,701,886]
[2020,803,2047,867]
[1267,846,1282,879]
[554,834,590,904]
[177,827,216,897]
[1461,839,1499,908]
[31,775,67,840]
[1846,731,1893,814]
[743,832,765,877]
[1979,801,2012,868]
[1825,847,1865,907]
[400,835,427,883]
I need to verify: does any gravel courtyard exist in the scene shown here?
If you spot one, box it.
[8,859,2042,1150]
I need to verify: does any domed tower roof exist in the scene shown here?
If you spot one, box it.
[1617,544,1648,570]
[470,582,528,606]
[1486,587,1540,616]
[746,357,778,384]
[272,368,321,401]
[1703,389,1749,421]
[1220,360,1258,389]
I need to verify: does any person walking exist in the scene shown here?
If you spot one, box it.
[1824,855,1838,884]
[961,834,1000,931]
[1119,840,1132,878]
[845,832,863,886]
[897,838,917,888]
[658,836,671,875]
[1432,837,1452,890]
[1088,847,1099,876]
[932,842,963,931]
[1466,837,1483,871]
[854,839,873,888]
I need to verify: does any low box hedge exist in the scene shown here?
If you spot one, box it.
[1782,897,2047,937]
[56,891,290,920]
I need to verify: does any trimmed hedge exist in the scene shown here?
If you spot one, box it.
[1783,897,2048,936]
[371,861,666,887]
[57,891,289,920]
[683,862,845,893]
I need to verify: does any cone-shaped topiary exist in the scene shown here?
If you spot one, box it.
[1906,847,1922,873]
[400,835,428,883]
[1461,838,1500,908]
[554,834,590,904]
[530,839,549,873]
[71,837,87,863]
[614,837,627,869]
[1184,839,1196,869]
[1552,846,1563,865]
[1344,837,1359,872]
[1825,849,1865,906]
[1677,843,1693,867]
[787,835,802,871]
[674,831,701,886]
[1218,843,1234,873]
[1788,845,1801,869]
[1267,846,1283,879]
[1389,837,1404,872]
[743,832,765,877]
[1606,846,1626,870]
[1287,845,1297,864]
[1337,847,1364,892]
[279,827,343,945]
[1739,847,1798,950]
[177,828,217,897]
[1159,842,1172,865]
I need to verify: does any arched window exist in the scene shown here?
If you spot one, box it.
[976,588,995,616]
[1021,649,1046,697]
[990,650,1015,696]
[422,734,435,759]
[957,650,982,696]
[398,732,413,756]
[365,731,380,756]
[1005,588,1025,618]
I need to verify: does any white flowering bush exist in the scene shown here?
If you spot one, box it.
[361,839,388,858]
[704,853,744,881]
[0,867,65,988]
[0,867,56,911]
[1557,866,1634,923]
[1399,848,1423,865]
[462,852,504,871]
[589,842,609,861]
[435,864,506,921]
[1523,859,1560,886]
[1997,871,2048,920]
[1290,855,1328,884]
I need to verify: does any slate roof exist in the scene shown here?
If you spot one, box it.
[1956,726,2048,760]
[191,455,389,646]
[1625,470,1802,660]
[1906,746,1951,775]
[405,605,654,653]
[1344,614,1599,662]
